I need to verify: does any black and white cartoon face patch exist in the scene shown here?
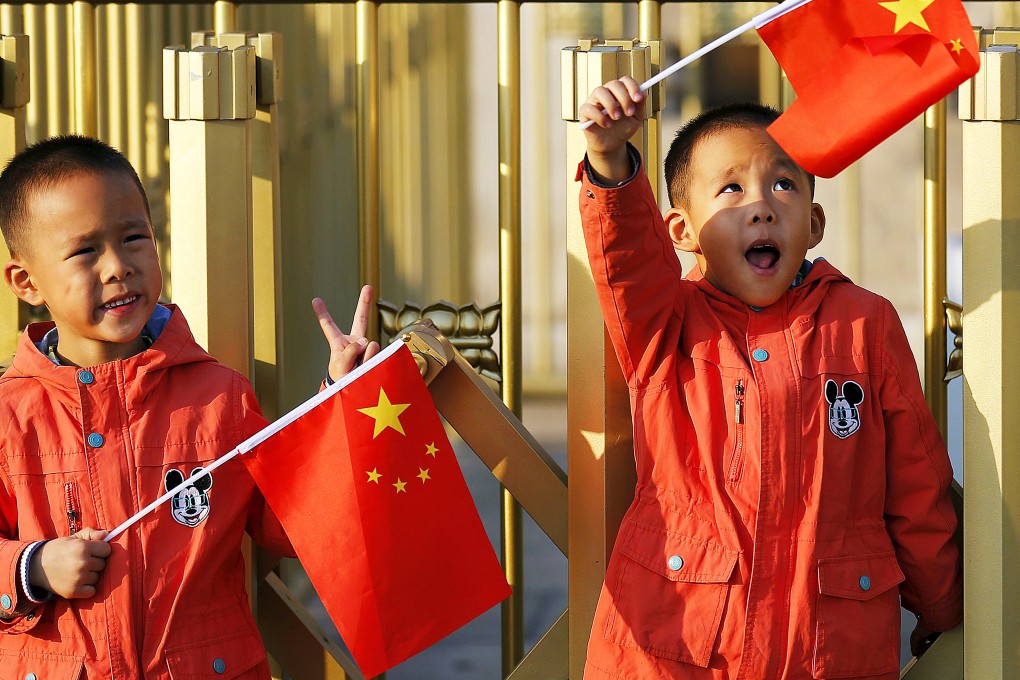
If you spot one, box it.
[165,467,213,527]
[825,379,864,439]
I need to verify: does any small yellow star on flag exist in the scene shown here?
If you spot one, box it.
[425,442,439,457]
[878,0,936,33]
[417,468,431,483]
[358,388,411,438]
[393,478,407,493]
[949,38,964,54]
[366,468,382,484]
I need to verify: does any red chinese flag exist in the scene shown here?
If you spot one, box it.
[757,0,978,177]
[243,342,511,677]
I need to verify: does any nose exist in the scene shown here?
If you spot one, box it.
[749,200,776,225]
[101,248,134,282]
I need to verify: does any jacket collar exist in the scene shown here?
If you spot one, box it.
[3,305,217,406]
[684,258,851,315]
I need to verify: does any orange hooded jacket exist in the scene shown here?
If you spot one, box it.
[579,165,962,680]
[0,306,293,679]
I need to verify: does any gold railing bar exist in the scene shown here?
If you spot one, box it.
[259,573,358,680]
[506,610,569,680]
[498,0,524,673]
[0,6,22,32]
[72,1,95,136]
[356,0,380,340]
[45,4,70,137]
[923,100,948,436]
[214,0,235,33]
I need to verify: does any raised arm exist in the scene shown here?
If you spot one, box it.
[578,78,685,386]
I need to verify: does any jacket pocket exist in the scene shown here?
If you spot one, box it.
[0,650,83,680]
[165,630,268,679]
[604,519,738,667]
[813,552,904,679]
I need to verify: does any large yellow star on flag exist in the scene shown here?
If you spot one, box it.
[878,0,936,33]
[358,388,411,438]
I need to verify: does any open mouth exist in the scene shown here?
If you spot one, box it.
[745,242,781,272]
[102,294,139,310]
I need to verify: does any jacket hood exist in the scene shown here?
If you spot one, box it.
[684,258,852,317]
[1,305,218,409]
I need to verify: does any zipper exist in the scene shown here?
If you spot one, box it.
[729,379,745,483]
[64,481,81,535]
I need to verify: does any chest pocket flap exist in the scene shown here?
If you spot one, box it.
[817,551,904,601]
[0,651,83,680]
[165,630,267,679]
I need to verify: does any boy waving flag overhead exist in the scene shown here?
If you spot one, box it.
[242,340,511,678]
[756,0,979,177]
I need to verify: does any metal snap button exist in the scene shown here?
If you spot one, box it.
[213,657,226,674]
[0,594,10,610]
[859,575,871,591]
[78,370,95,385]
[87,432,104,448]
[667,555,684,571]
[752,348,769,362]
[26,673,38,680]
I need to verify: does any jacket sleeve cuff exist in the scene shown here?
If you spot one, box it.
[0,539,47,632]
[914,576,963,632]
[19,541,54,605]
[580,143,642,188]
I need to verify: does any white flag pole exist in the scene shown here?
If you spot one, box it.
[577,0,813,131]
[104,339,406,543]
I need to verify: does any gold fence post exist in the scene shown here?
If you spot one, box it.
[163,43,255,375]
[193,31,285,420]
[959,35,1020,680]
[562,38,659,680]
[0,33,28,359]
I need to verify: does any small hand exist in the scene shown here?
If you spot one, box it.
[30,528,111,599]
[313,284,382,384]
[910,621,941,657]
[579,76,647,183]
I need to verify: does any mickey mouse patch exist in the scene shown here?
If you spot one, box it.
[165,467,213,527]
[824,379,864,439]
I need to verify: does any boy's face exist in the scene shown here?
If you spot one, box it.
[666,125,825,308]
[3,170,162,367]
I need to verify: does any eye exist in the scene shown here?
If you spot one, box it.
[773,177,795,191]
[69,246,96,258]
[125,233,151,244]
[720,183,741,194]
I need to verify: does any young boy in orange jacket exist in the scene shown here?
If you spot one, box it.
[577,78,962,680]
[0,135,379,678]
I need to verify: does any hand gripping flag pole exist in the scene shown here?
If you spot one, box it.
[577,0,813,131]
[104,339,406,543]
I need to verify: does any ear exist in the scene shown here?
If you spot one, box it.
[843,381,864,406]
[808,203,826,249]
[824,379,838,405]
[3,258,44,307]
[165,469,184,492]
[665,207,700,253]
[191,467,213,492]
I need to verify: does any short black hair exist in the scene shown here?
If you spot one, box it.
[0,135,150,257]
[663,103,815,209]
